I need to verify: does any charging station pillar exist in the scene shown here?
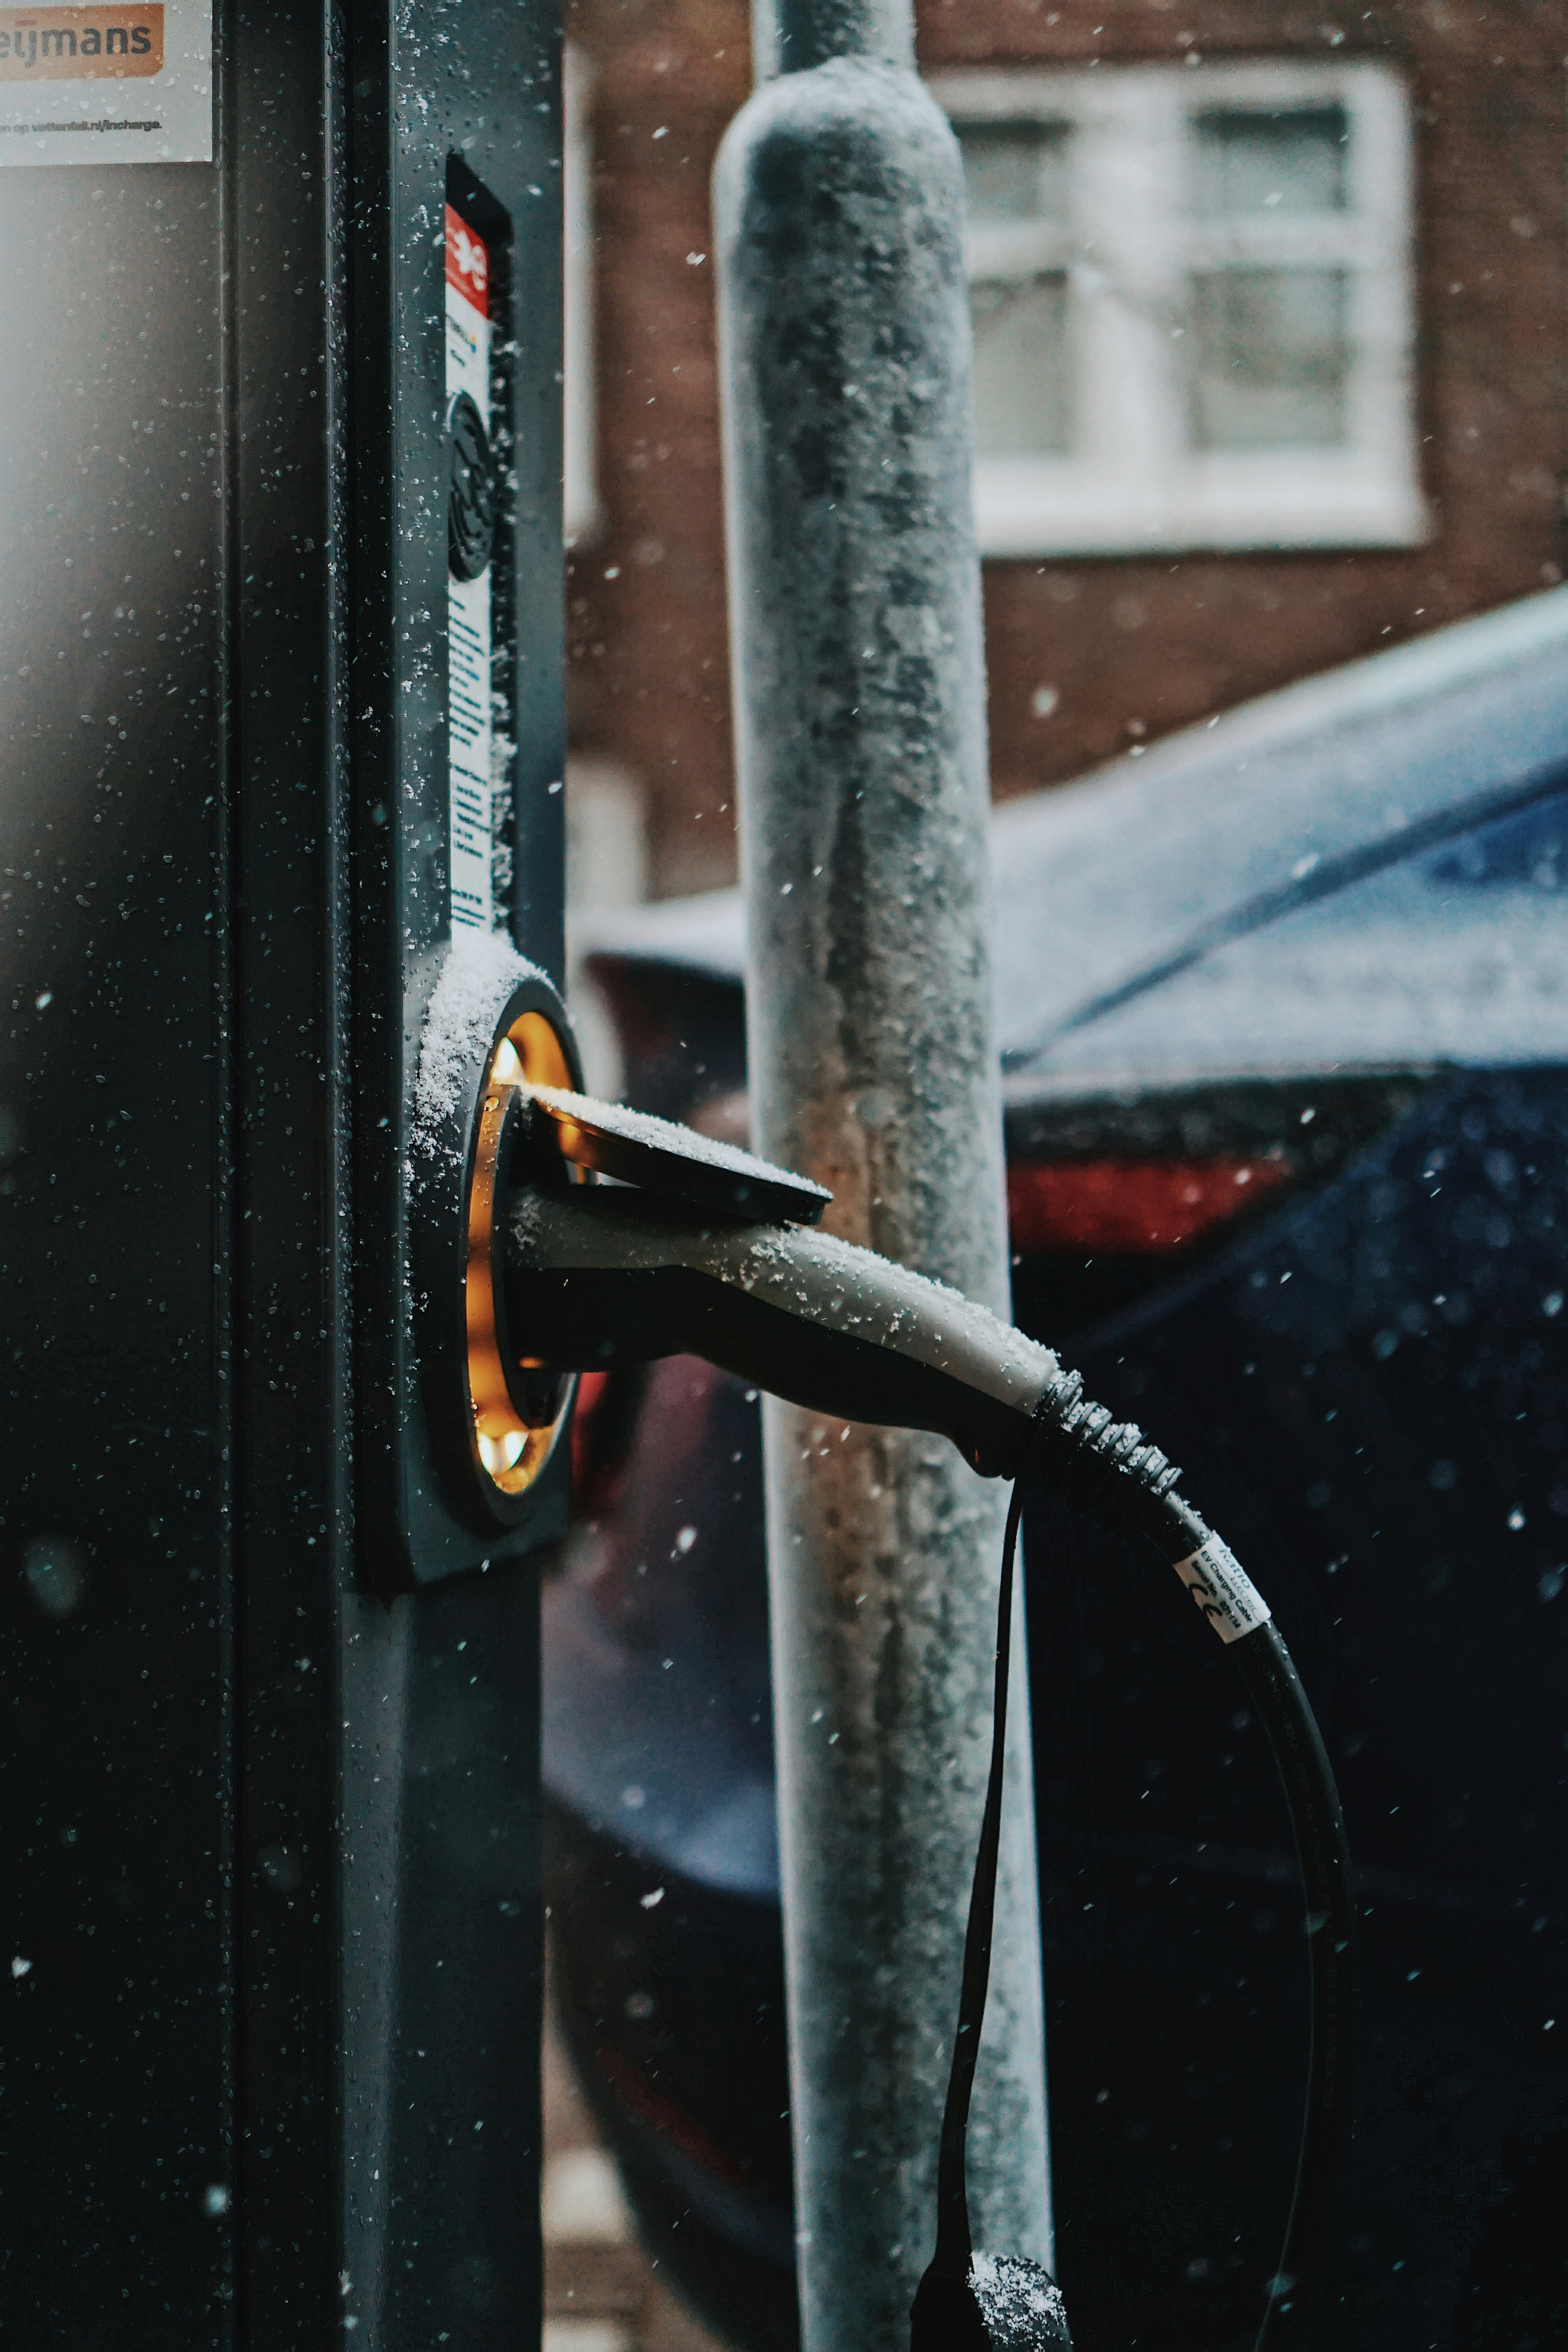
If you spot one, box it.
[1,6,567,2344]
[715,6,1055,2343]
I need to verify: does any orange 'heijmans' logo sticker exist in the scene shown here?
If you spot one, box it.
[0,6,164,80]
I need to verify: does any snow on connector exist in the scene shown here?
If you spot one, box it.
[525,1083,832,1225]
[910,2254,1072,2351]
[970,2254,1073,2347]
[414,930,551,1161]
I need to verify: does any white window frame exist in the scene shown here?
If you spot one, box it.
[929,59,1427,559]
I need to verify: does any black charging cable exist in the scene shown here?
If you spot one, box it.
[914,1396,1358,2352]
[499,1111,1358,2347]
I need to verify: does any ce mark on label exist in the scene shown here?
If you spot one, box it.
[1174,1537,1272,1646]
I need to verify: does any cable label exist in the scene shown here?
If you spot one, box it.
[1174,1537,1270,1644]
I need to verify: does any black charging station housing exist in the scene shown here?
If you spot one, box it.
[354,44,577,1594]
[0,3,566,2343]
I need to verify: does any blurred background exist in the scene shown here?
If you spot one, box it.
[561,0,1563,926]
[545,9,1568,2350]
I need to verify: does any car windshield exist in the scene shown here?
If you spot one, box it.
[1025,782,1568,1084]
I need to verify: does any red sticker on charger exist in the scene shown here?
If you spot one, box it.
[445,204,489,317]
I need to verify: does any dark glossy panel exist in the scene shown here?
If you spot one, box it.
[0,133,234,2347]
[232,0,555,2338]
[1,2,561,2342]
[381,1575,543,2345]
[227,0,344,2326]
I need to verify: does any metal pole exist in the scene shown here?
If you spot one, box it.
[714,9,1054,2347]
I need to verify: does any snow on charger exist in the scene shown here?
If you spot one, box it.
[1174,1535,1272,1644]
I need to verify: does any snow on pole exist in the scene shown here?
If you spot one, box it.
[715,6,1055,2345]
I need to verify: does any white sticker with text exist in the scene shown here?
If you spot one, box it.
[445,202,499,934]
[0,3,211,165]
[1174,1537,1271,1645]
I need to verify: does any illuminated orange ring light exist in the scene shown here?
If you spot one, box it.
[464,1008,575,1498]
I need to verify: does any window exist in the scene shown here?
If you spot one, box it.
[929,61,1425,558]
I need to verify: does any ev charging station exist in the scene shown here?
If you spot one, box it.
[1,3,572,2340]
[1,5,1359,2348]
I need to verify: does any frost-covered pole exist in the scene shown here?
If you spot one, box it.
[713,5,1054,2346]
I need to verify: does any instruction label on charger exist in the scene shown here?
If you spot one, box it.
[445,202,500,933]
[1174,1537,1271,1644]
[0,2,211,164]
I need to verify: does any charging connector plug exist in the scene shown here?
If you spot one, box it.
[501,1093,1356,2352]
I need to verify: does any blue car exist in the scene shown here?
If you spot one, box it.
[545,590,1568,2352]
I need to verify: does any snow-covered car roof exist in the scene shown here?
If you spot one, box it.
[577,586,1568,1088]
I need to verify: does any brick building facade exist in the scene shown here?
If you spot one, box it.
[564,0,1567,902]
